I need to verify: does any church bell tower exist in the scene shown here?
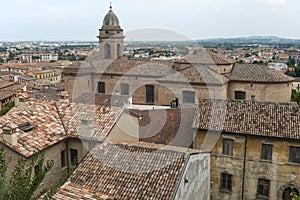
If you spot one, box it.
[98,4,125,60]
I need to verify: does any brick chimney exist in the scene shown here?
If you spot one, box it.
[2,123,18,146]
[79,115,96,139]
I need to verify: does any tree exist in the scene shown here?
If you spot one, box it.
[291,89,300,103]
[288,58,296,67]
[0,147,54,200]
[0,102,15,116]
[285,70,296,77]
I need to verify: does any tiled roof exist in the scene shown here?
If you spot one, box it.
[194,99,300,140]
[53,182,114,200]
[0,91,15,101]
[0,102,65,157]
[226,64,294,83]
[53,142,198,200]
[0,101,123,157]
[0,81,15,89]
[158,64,229,85]
[59,103,122,141]
[176,50,235,65]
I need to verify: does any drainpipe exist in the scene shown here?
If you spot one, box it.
[241,136,248,200]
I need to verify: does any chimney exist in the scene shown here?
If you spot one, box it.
[2,123,18,146]
[15,93,28,110]
[59,91,69,103]
[79,115,96,139]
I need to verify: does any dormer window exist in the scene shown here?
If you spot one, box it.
[18,122,37,132]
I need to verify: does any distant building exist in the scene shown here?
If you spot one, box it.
[268,62,288,71]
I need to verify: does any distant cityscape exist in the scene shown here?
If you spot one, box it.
[1,4,300,200]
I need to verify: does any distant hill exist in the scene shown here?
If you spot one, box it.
[197,36,300,45]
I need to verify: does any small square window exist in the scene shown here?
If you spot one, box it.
[234,91,246,100]
[183,91,195,104]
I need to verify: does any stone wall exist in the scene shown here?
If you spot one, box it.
[195,131,300,200]
[228,81,293,102]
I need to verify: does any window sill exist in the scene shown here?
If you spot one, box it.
[220,189,232,194]
[256,194,269,199]
[287,162,300,166]
[259,159,272,163]
[221,154,234,158]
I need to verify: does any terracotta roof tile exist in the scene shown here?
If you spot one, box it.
[194,99,300,139]
[53,142,196,200]
[226,64,294,83]
[0,101,123,157]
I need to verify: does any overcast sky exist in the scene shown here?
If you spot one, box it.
[1,0,300,41]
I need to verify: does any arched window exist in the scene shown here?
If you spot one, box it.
[104,44,111,59]
[117,44,121,58]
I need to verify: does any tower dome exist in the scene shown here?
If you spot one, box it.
[98,4,125,60]
[102,5,121,29]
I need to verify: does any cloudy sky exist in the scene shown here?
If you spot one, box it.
[1,0,299,41]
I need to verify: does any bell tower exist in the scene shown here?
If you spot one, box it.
[98,4,125,60]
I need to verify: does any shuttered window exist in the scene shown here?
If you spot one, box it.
[121,83,129,95]
[261,144,273,161]
[223,139,233,156]
[183,91,195,104]
[289,146,300,164]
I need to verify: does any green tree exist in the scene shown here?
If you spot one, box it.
[0,147,54,200]
[285,70,296,77]
[0,102,15,116]
[291,89,300,103]
[288,58,296,67]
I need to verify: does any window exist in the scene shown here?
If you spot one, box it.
[61,150,66,168]
[70,149,78,166]
[261,144,273,161]
[117,44,121,58]
[257,179,270,198]
[183,91,195,104]
[234,91,246,100]
[34,165,41,174]
[104,44,111,59]
[98,82,105,94]
[146,85,154,103]
[220,173,232,192]
[222,139,233,156]
[121,83,129,95]
[289,146,300,164]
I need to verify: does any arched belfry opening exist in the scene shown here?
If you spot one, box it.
[98,4,125,60]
